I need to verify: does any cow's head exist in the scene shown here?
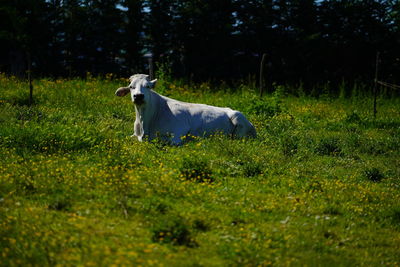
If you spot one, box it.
[115,74,157,106]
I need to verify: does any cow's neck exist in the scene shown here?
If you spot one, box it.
[134,91,158,141]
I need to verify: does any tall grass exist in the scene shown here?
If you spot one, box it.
[0,73,399,266]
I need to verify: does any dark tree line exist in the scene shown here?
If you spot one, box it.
[1,0,399,88]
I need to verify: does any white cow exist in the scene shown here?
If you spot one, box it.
[115,74,256,145]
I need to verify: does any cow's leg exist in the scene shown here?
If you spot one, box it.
[134,121,145,141]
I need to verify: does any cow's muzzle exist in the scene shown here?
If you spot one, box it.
[133,94,145,105]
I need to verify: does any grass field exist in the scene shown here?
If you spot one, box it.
[1,74,399,266]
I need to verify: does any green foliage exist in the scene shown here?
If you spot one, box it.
[315,136,343,156]
[241,161,263,178]
[0,76,399,266]
[246,97,281,117]
[179,157,213,183]
[389,207,400,226]
[363,167,385,183]
[154,60,173,96]
[344,111,363,124]
[152,216,197,247]
[281,134,299,156]
[48,196,73,212]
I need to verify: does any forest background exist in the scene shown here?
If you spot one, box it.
[1,0,400,92]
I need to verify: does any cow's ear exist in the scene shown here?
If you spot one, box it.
[115,87,130,97]
[149,79,157,88]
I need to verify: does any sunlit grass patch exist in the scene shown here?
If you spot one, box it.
[152,216,198,247]
[0,76,399,266]
[179,156,213,183]
[315,136,343,156]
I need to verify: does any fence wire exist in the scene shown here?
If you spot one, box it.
[377,80,400,90]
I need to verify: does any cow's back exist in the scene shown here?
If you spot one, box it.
[161,96,235,137]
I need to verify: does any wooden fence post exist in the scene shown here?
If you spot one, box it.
[27,52,33,106]
[373,51,380,118]
[259,53,267,98]
[149,57,154,80]
[144,53,154,80]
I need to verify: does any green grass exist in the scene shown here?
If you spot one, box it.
[1,74,399,266]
